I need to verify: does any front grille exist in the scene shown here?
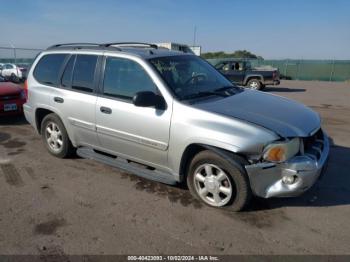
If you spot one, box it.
[302,129,324,161]
[0,94,20,101]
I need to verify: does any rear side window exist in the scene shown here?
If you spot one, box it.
[33,54,67,86]
[103,57,157,100]
[71,55,98,92]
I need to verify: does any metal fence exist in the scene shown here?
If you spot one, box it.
[207,58,350,82]
[0,46,42,65]
[1,46,350,82]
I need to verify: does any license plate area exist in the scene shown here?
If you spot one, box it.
[4,103,17,112]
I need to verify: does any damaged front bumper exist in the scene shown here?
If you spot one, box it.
[245,130,329,198]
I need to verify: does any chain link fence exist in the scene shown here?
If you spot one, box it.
[208,58,350,82]
[0,46,42,65]
[1,47,349,82]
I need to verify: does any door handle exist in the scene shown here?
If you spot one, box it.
[100,106,112,114]
[54,97,64,103]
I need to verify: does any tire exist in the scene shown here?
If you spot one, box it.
[41,113,75,158]
[187,150,251,211]
[246,79,262,90]
[10,73,19,83]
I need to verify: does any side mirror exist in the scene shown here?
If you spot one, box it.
[133,91,166,110]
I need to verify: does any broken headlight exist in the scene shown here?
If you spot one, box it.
[263,138,300,163]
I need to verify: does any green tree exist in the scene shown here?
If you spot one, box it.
[201,50,262,59]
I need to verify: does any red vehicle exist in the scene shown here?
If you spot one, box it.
[0,80,26,116]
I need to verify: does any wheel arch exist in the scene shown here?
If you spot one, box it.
[35,107,55,134]
[179,143,249,183]
[35,107,76,146]
[243,75,264,85]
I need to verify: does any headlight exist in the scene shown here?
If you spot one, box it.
[263,138,300,163]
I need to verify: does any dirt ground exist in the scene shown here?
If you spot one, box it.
[0,80,350,255]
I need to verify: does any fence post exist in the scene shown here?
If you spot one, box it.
[284,59,288,79]
[329,59,335,82]
[296,60,300,80]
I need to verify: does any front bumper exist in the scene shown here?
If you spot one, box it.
[0,98,26,116]
[245,130,329,198]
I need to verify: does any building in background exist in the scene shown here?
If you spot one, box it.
[155,42,201,56]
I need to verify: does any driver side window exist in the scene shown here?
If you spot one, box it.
[103,57,158,100]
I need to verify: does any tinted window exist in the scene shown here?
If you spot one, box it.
[61,55,75,87]
[34,54,67,85]
[103,57,157,99]
[72,55,97,92]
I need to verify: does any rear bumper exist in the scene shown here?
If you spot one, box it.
[245,131,329,198]
[23,103,35,127]
[0,99,26,116]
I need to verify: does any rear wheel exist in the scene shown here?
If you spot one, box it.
[41,113,75,158]
[187,150,251,211]
[247,79,262,90]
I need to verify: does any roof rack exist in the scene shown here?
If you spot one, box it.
[47,43,100,49]
[101,42,158,49]
[46,43,122,51]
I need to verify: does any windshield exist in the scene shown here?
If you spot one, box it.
[149,55,238,100]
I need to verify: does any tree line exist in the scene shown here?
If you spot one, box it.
[201,50,263,60]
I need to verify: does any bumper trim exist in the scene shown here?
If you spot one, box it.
[245,131,329,198]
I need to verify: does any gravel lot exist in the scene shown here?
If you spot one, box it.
[0,80,349,255]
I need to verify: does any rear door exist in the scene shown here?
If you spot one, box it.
[95,55,172,169]
[49,53,100,147]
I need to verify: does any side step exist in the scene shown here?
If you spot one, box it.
[76,147,177,185]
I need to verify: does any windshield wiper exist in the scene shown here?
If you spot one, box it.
[214,85,241,92]
[182,91,230,100]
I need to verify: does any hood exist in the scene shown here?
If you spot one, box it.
[0,82,23,96]
[193,90,321,137]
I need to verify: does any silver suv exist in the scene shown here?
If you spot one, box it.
[24,42,329,211]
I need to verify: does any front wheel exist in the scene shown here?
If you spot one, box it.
[41,113,75,158]
[187,150,251,211]
[10,73,19,83]
[246,79,262,90]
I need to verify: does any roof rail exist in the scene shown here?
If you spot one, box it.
[46,43,122,51]
[101,42,158,49]
[47,43,101,49]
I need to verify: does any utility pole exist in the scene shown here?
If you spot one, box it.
[10,44,17,64]
[193,26,197,47]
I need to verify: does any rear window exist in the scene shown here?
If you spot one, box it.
[33,54,67,86]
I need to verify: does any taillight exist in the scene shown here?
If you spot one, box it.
[24,80,28,100]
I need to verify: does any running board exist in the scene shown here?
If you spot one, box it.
[76,147,177,185]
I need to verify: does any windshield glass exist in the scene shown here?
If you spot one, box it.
[149,55,237,100]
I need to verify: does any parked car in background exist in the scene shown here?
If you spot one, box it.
[0,81,26,116]
[0,63,4,75]
[16,63,30,79]
[0,63,23,82]
[24,42,328,211]
[215,60,280,90]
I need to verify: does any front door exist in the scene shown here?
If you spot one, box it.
[95,56,172,169]
[223,62,245,84]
